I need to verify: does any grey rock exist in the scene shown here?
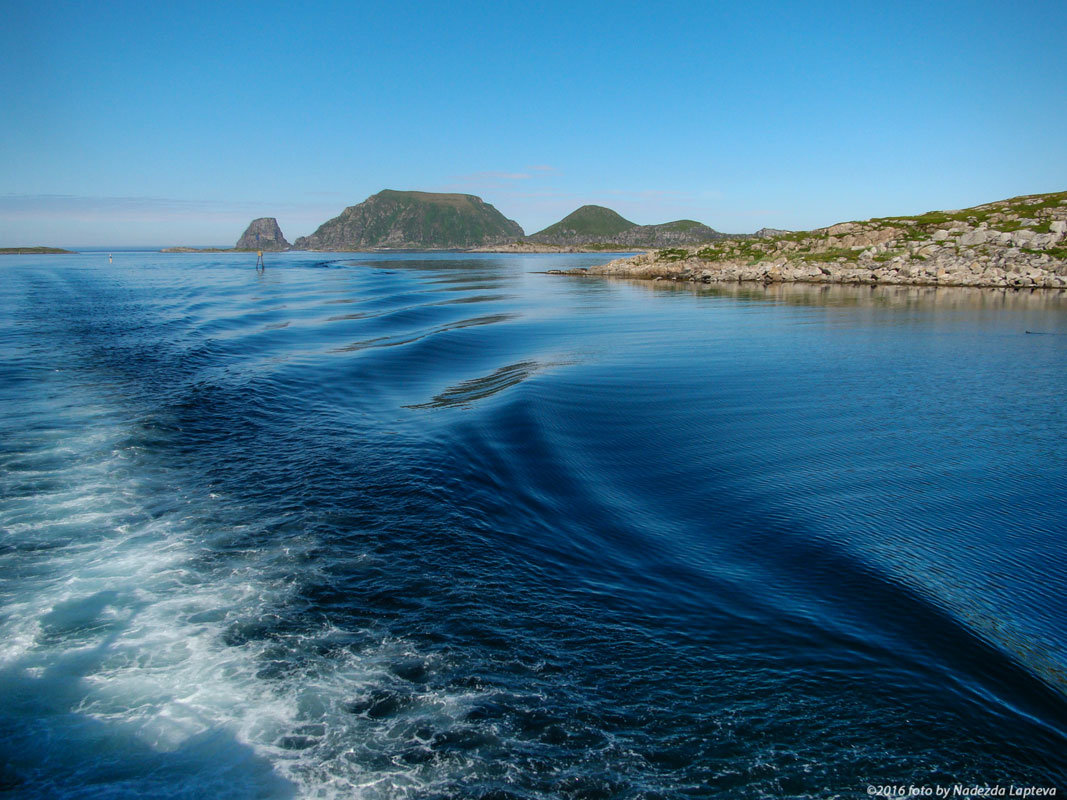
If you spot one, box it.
[236,218,289,251]
[1011,229,1036,247]
[1030,233,1061,249]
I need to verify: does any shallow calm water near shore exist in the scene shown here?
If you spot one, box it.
[1,251,1065,798]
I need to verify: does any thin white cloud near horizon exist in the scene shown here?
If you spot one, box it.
[0,194,344,247]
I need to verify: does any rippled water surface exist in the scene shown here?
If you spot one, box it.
[1,251,1066,798]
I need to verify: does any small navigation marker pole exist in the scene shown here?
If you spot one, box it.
[256,250,265,271]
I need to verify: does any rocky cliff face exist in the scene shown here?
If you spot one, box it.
[236,218,289,251]
[527,205,724,247]
[557,191,1067,289]
[292,190,524,250]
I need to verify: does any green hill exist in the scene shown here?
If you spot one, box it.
[655,220,705,232]
[293,190,524,250]
[530,205,636,241]
[528,206,723,247]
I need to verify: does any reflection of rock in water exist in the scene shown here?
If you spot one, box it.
[627,279,1067,312]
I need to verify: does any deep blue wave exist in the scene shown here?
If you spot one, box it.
[1,251,1065,798]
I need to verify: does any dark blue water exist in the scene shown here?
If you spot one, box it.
[1,251,1065,798]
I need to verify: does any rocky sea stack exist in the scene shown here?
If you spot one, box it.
[527,205,723,247]
[236,218,290,251]
[293,190,524,250]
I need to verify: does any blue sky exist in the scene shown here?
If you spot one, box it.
[2,0,1065,246]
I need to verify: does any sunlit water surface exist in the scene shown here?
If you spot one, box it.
[1,251,1065,798]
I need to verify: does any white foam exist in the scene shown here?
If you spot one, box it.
[0,387,484,799]
[0,399,291,790]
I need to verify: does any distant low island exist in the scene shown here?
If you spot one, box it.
[0,246,75,254]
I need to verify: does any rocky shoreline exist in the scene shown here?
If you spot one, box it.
[552,191,1067,290]
[160,246,236,253]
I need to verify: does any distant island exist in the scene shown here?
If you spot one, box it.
[193,191,749,254]
[550,191,1067,290]
[0,246,75,254]
[521,205,727,248]
[293,190,523,250]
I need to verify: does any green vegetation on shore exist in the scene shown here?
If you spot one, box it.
[867,191,1067,230]
[574,190,1067,290]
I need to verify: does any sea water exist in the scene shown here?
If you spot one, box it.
[1,251,1065,798]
